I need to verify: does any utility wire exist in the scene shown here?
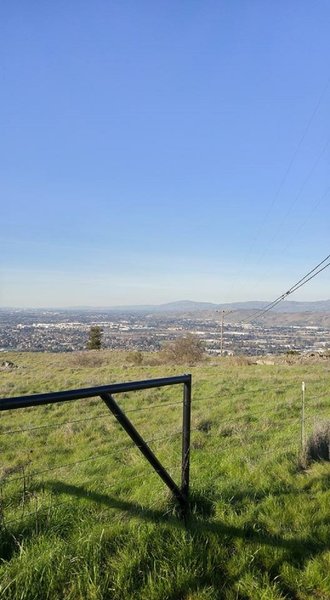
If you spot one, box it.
[246,138,330,294]
[273,185,330,263]
[225,76,330,303]
[242,253,330,323]
[253,259,330,320]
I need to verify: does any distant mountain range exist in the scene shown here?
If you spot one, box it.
[2,299,330,315]
[99,299,330,314]
[62,299,330,314]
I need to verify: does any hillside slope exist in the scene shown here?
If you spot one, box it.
[0,350,330,600]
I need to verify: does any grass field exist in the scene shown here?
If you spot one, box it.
[0,350,330,599]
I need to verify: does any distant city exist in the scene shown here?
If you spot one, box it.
[1,302,330,356]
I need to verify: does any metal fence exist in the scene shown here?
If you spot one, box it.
[1,374,328,532]
[189,380,330,468]
[0,375,192,527]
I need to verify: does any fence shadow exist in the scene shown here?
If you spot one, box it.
[44,479,329,565]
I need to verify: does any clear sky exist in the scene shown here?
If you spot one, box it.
[1,1,330,307]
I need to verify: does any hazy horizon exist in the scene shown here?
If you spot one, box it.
[1,3,329,308]
[2,297,330,311]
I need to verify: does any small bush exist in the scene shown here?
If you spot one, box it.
[227,355,252,367]
[69,351,108,368]
[162,334,204,365]
[305,421,330,463]
[126,351,143,366]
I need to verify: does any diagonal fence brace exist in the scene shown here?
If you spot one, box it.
[100,392,188,513]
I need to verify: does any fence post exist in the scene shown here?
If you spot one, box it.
[100,392,187,512]
[181,374,192,515]
[1,375,192,521]
[301,381,306,451]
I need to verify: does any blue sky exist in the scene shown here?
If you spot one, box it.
[1,1,330,307]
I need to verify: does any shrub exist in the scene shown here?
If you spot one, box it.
[305,421,330,463]
[162,334,205,365]
[126,351,143,366]
[227,355,252,367]
[69,351,108,367]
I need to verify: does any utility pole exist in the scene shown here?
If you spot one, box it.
[216,310,226,357]
[220,310,225,356]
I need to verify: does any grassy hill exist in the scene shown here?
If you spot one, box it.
[0,350,330,600]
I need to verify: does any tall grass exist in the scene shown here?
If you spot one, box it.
[0,351,330,599]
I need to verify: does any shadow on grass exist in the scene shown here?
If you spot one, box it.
[44,479,329,561]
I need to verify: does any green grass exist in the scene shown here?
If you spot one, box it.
[0,350,330,599]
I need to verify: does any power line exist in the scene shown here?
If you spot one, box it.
[272,185,330,263]
[226,76,330,302]
[242,253,330,323]
[248,137,330,286]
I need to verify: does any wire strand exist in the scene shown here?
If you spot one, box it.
[1,471,161,527]
[1,430,183,486]
[241,254,330,323]
[225,76,330,302]
[0,400,182,437]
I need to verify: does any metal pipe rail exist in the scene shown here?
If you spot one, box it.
[0,374,192,516]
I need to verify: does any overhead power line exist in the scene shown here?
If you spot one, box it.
[243,253,330,323]
[225,76,330,303]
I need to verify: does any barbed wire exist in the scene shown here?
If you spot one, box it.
[190,439,301,466]
[1,384,328,530]
[126,400,182,414]
[2,404,326,481]
[193,388,291,401]
[1,389,305,438]
[1,456,182,528]
[0,442,299,529]
[192,391,302,407]
[0,412,111,436]
[304,413,330,422]
[1,469,169,528]
[309,394,330,401]
[243,441,300,458]
[0,401,309,441]
[0,430,320,529]
[1,451,120,486]
[193,405,305,427]
[0,396,325,452]
[0,400,183,437]
[1,499,75,529]
[0,429,183,486]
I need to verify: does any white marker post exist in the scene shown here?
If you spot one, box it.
[301,381,306,451]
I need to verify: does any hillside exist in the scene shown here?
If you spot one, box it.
[55,299,330,314]
[0,350,330,600]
